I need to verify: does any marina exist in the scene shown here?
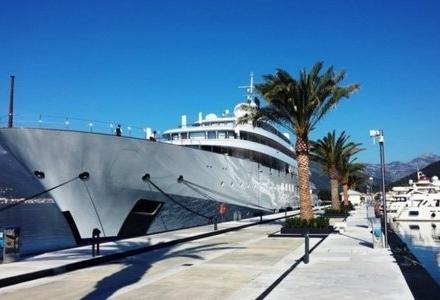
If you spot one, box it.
[1,76,440,298]
[1,2,440,297]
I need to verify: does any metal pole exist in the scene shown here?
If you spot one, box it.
[379,130,388,247]
[8,75,15,128]
[304,231,310,264]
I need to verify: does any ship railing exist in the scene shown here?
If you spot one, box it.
[0,114,157,140]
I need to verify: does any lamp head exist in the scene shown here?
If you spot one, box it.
[369,130,381,137]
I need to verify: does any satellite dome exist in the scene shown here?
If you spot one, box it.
[205,113,218,120]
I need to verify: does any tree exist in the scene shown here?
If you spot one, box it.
[239,62,359,220]
[311,131,362,210]
[339,158,365,205]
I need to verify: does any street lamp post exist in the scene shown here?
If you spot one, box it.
[369,176,373,204]
[369,129,388,248]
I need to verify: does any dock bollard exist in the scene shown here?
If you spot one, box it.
[92,228,101,257]
[213,217,218,231]
[304,231,310,264]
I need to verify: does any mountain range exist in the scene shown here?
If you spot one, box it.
[364,153,440,185]
[391,160,440,187]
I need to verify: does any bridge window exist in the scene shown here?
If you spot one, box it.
[190,131,205,139]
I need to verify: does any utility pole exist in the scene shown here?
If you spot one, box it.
[8,75,15,128]
[369,129,388,248]
[378,130,388,247]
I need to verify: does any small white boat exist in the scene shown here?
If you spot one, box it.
[387,172,440,218]
[393,191,440,221]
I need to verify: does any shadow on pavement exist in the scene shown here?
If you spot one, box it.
[338,232,372,248]
[81,242,243,299]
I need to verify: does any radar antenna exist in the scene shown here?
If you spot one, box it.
[238,72,256,104]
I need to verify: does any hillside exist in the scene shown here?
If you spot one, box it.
[391,160,440,187]
[364,153,440,185]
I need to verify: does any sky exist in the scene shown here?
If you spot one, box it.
[0,0,439,163]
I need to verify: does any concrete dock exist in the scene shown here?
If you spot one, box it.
[0,207,416,299]
[266,207,414,300]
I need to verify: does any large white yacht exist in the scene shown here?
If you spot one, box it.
[0,74,302,243]
[388,172,440,221]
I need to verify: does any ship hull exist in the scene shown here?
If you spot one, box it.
[0,128,298,240]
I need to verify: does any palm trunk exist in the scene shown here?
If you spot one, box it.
[296,137,314,220]
[329,167,340,210]
[342,180,349,206]
[330,178,340,210]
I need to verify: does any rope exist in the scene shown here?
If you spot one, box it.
[144,177,213,221]
[0,176,79,212]
[82,181,106,237]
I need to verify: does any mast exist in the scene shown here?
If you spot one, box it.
[239,72,256,104]
[8,75,15,128]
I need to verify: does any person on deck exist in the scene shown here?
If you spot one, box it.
[115,124,122,136]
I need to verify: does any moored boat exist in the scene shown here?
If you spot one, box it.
[0,74,307,243]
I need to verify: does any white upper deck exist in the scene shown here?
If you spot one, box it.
[162,73,296,169]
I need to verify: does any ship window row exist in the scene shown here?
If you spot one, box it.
[195,121,234,127]
[187,144,293,174]
[163,130,236,141]
[256,122,290,144]
[163,130,294,159]
[239,131,294,159]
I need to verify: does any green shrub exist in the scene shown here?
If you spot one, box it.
[285,216,329,229]
[341,201,354,211]
[325,201,354,214]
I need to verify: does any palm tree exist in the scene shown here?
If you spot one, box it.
[311,131,362,210]
[339,158,365,206]
[239,62,359,220]
[347,172,367,191]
